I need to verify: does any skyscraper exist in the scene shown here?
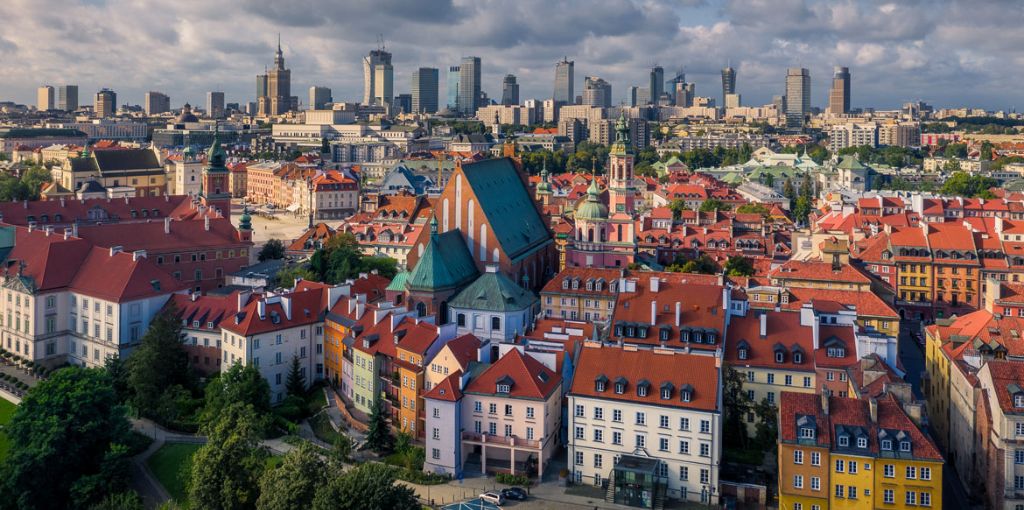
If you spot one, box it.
[828,66,851,115]
[785,67,810,129]
[144,91,170,115]
[308,86,332,110]
[554,58,574,104]
[649,66,664,104]
[721,66,736,106]
[458,56,481,115]
[394,94,412,114]
[582,76,612,108]
[627,86,639,107]
[256,73,268,102]
[57,85,78,112]
[362,49,393,106]
[95,88,116,117]
[501,74,519,106]
[446,66,460,111]
[262,36,293,116]
[206,91,225,118]
[37,86,54,111]
[412,68,439,113]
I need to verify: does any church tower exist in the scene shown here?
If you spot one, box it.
[607,111,635,216]
[200,126,231,215]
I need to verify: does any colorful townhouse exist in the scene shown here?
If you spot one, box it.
[424,333,485,393]
[539,266,621,323]
[394,319,457,437]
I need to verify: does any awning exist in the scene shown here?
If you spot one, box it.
[286,203,301,212]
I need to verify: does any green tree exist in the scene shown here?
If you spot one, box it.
[258,239,286,262]
[256,442,327,510]
[127,306,195,422]
[943,142,968,158]
[89,491,144,510]
[668,199,689,220]
[365,397,393,454]
[724,256,756,277]
[699,198,730,212]
[792,196,813,226]
[104,355,131,403]
[330,435,354,467]
[722,365,752,449]
[753,398,779,449]
[735,203,771,217]
[201,363,273,435]
[309,233,399,284]
[0,367,132,510]
[941,171,998,198]
[285,354,306,397]
[273,264,318,288]
[668,254,719,275]
[188,404,269,510]
[312,463,419,510]
[20,165,52,198]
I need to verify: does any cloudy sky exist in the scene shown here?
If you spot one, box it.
[0,0,1020,111]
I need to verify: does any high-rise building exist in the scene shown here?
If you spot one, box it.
[501,74,519,106]
[362,49,393,107]
[785,67,810,129]
[95,88,117,118]
[582,76,612,108]
[649,66,664,105]
[446,66,461,111]
[828,66,851,115]
[627,86,639,107]
[724,93,741,109]
[721,66,736,106]
[256,73,268,102]
[458,57,481,115]
[206,91,225,118]
[264,36,293,116]
[410,68,439,114]
[554,58,574,104]
[635,87,651,107]
[665,71,685,105]
[37,86,54,111]
[144,91,170,115]
[57,85,78,112]
[394,94,412,115]
[672,81,695,108]
[308,86,332,110]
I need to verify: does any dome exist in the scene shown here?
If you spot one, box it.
[575,179,608,221]
[176,103,199,123]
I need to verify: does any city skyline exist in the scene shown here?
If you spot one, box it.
[0,0,1021,111]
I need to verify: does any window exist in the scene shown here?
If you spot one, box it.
[613,409,622,422]
[884,464,895,478]
[635,412,646,425]
[594,454,603,468]
[575,404,585,417]
[847,486,857,499]
[1017,423,1024,436]
[905,491,916,505]
[593,407,602,420]
[526,407,535,419]
[491,317,500,330]
[700,443,710,457]
[489,403,497,414]
[679,466,688,481]
[794,450,804,464]
[921,492,931,507]
[881,439,892,451]
[504,424,512,437]
[504,404,512,416]
[906,466,916,479]
[474,402,482,413]
[835,459,844,473]
[800,427,815,439]
[659,438,669,452]
[900,440,911,452]
[680,417,690,430]
[793,475,803,489]
[679,441,689,454]
[838,436,849,447]
[432,428,440,440]
[884,489,894,504]
[700,420,711,433]
[810,451,820,466]
[699,469,709,484]
[612,431,622,445]
[803,376,812,387]
[767,373,775,384]
[857,437,868,448]
[659,415,669,428]
[921,467,931,480]
[527,427,534,440]
[574,452,583,466]
[593,429,603,442]
[432,448,440,460]
[810,476,820,491]
[849,462,857,474]
[635,435,645,449]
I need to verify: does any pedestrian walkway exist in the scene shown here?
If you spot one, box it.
[401,475,658,510]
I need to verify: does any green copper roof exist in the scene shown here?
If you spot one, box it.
[448,267,538,313]
[386,271,409,292]
[610,111,632,156]
[460,158,550,261]
[407,229,478,292]
[575,179,608,220]
[836,156,867,171]
[205,126,228,173]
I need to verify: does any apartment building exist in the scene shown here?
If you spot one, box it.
[539,267,620,323]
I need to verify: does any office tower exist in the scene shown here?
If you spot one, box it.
[554,57,574,104]
[37,86,54,111]
[628,86,639,107]
[772,95,787,114]
[256,73,268,102]
[649,66,664,104]
[635,87,651,107]
[362,48,393,106]
[446,66,460,111]
[266,36,292,115]
[458,56,481,115]
[144,91,170,115]
[57,85,78,112]
[673,82,694,108]
[828,66,851,115]
[785,67,810,129]
[665,71,685,105]
[206,91,225,118]
[721,66,736,106]
[582,76,612,108]
[95,88,116,117]
[308,86,332,110]
[411,68,439,114]
[393,94,412,114]
[501,74,519,106]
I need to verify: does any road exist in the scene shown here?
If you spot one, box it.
[897,320,925,399]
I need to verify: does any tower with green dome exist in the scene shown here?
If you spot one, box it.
[200,125,231,214]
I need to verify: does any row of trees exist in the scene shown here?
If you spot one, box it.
[0,165,52,202]
[666,254,756,277]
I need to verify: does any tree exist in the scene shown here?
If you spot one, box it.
[20,165,52,198]
[256,442,327,510]
[309,233,399,284]
[364,397,393,454]
[312,463,419,510]
[273,264,318,288]
[668,199,689,220]
[722,365,752,449]
[330,435,354,467]
[699,198,730,213]
[258,239,286,262]
[201,363,273,435]
[668,254,719,275]
[89,491,144,510]
[782,178,796,205]
[753,398,778,449]
[285,354,306,397]
[127,305,195,422]
[104,355,131,404]
[724,256,756,277]
[188,404,269,510]
[941,171,998,198]
[0,367,132,510]
[735,203,771,217]
[792,196,812,226]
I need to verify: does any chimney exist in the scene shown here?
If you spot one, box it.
[27,222,35,232]
[191,292,199,302]
[72,222,78,238]
[237,290,251,312]
[675,302,681,328]
[651,300,657,326]
[164,217,171,234]
[43,225,53,236]
[650,277,660,293]
[63,228,71,240]
[204,216,210,231]
[759,312,767,337]
[868,398,878,423]
[257,300,266,320]
[821,391,830,415]
[109,245,123,256]
[132,250,147,261]
[281,295,292,320]
[356,301,366,321]
[902,401,924,426]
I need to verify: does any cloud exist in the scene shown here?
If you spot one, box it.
[0,0,1017,110]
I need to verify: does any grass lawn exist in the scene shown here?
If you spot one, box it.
[147,442,201,504]
[309,411,343,444]
[0,398,16,461]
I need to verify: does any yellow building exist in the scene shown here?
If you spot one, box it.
[923,321,953,453]
[539,266,620,323]
[393,321,444,438]
[424,334,482,392]
[779,392,943,510]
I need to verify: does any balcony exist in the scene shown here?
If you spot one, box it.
[462,431,541,449]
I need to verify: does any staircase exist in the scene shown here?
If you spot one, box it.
[605,470,616,502]
[653,482,666,510]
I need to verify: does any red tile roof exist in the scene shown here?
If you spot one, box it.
[769,260,873,286]
[437,334,482,371]
[570,345,719,412]
[423,370,463,402]
[463,348,560,400]
[70,246,184,302]
[876,393,942,461]
[985,360,1024,414]
[779,392,830,445]
[168,291,250,331]
[612,273,726,350]
[76,218,246,252]
[222,286,326,336]
[725,313,815,371]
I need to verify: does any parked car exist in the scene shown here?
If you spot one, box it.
[479,491,505,505]
[501,487,528,500]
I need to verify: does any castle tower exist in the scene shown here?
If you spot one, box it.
[200,126,231,215]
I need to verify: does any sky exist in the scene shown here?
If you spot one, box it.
[0,0,1021,112]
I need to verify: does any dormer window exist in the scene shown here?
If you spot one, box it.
[562,279,569,290]
[775,351,784,363]
[614,377,627,394]
[572,279,579,290]
[637,381,650,398]
[857,437,868,448]
[827,347,846,358]
[681,390,691,402]
[799,427,815,440]
[881,440,893,451]
[659,328,670,341]
[739,348,748,360]
[497,384,510,393]
[793,352,803,364]
[595,375,608,392]
[192,321,200,328]
[1016,395,1024,408]
[586,280,593,291]
[900,441,911,452]
[838,436,849,447]
[661,388,671,400]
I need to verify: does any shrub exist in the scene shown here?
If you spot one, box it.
[496,473,532,486]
